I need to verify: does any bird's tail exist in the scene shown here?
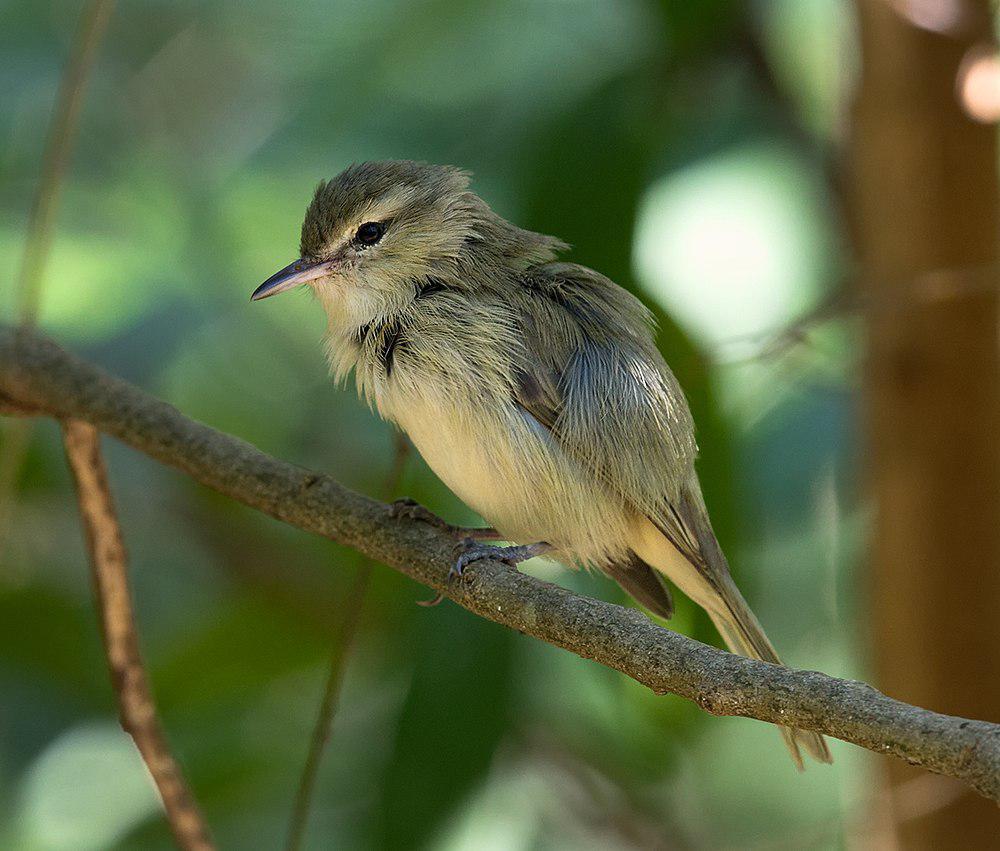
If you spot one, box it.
[636,478,833,770]
[707,571,832,770]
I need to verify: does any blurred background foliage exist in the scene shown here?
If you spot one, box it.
[2,0,881,847]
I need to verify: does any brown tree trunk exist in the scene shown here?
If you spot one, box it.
[852,1,1000,846]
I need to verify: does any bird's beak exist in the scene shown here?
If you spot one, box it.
[251,258,334,301]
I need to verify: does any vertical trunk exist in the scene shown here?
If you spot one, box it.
[852,1,1000,846]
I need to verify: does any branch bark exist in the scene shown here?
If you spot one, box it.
[61,419,214,851]
[3,325,999,802]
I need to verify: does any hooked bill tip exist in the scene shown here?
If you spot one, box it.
[251,257,329,302]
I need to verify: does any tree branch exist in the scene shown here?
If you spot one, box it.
[3,324,999,802]
[61,418,214,850]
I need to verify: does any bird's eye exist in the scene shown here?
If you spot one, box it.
[354,221,386,247]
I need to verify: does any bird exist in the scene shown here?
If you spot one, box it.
[251,160,832,769]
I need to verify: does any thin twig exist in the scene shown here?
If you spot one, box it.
[61,419,214,850]
[0,0,115,560]
[717,262,1000,365]
[16,0,116,323]
[3,327,1000,802]
[284,431,410,851]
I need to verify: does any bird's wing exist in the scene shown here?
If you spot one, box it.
[515,262,700,545]
[602,553,675,620]
[514,269,834,766]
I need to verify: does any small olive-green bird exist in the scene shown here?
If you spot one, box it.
[252,160,831,769]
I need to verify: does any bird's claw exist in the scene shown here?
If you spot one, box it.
[389,497,450,529]
[451,539,495,580]
[450,539,539,580]
[392,499,501,541]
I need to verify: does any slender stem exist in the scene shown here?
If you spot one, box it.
[62,420,214,851]
[16,0,116,324]
[1,0,115,560]
[285,432,409,851]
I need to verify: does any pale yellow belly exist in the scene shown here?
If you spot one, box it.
[388,390,634,567]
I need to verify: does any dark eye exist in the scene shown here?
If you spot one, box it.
[354,221,386,247]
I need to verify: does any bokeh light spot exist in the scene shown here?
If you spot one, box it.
[19,722,160,851]
[633,145,830,349]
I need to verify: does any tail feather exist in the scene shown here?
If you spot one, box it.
[709,575,832,768]
[633,481,832,770]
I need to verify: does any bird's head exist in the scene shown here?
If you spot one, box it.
[252,160,565,329]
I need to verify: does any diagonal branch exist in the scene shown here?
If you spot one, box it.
[3,324,999,802]
[61,419,214,851]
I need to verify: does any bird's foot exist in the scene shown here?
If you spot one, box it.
[450,539,551,580]
[390,498,501,540]
[390,497,447,527]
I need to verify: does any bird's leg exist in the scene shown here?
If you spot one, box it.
[389,497,501,540]
[415,540,551,608]
[450,539,552,579]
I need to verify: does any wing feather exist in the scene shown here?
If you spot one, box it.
[514,262,699,524]
[510,270,833,766]
[603,553,674,620]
